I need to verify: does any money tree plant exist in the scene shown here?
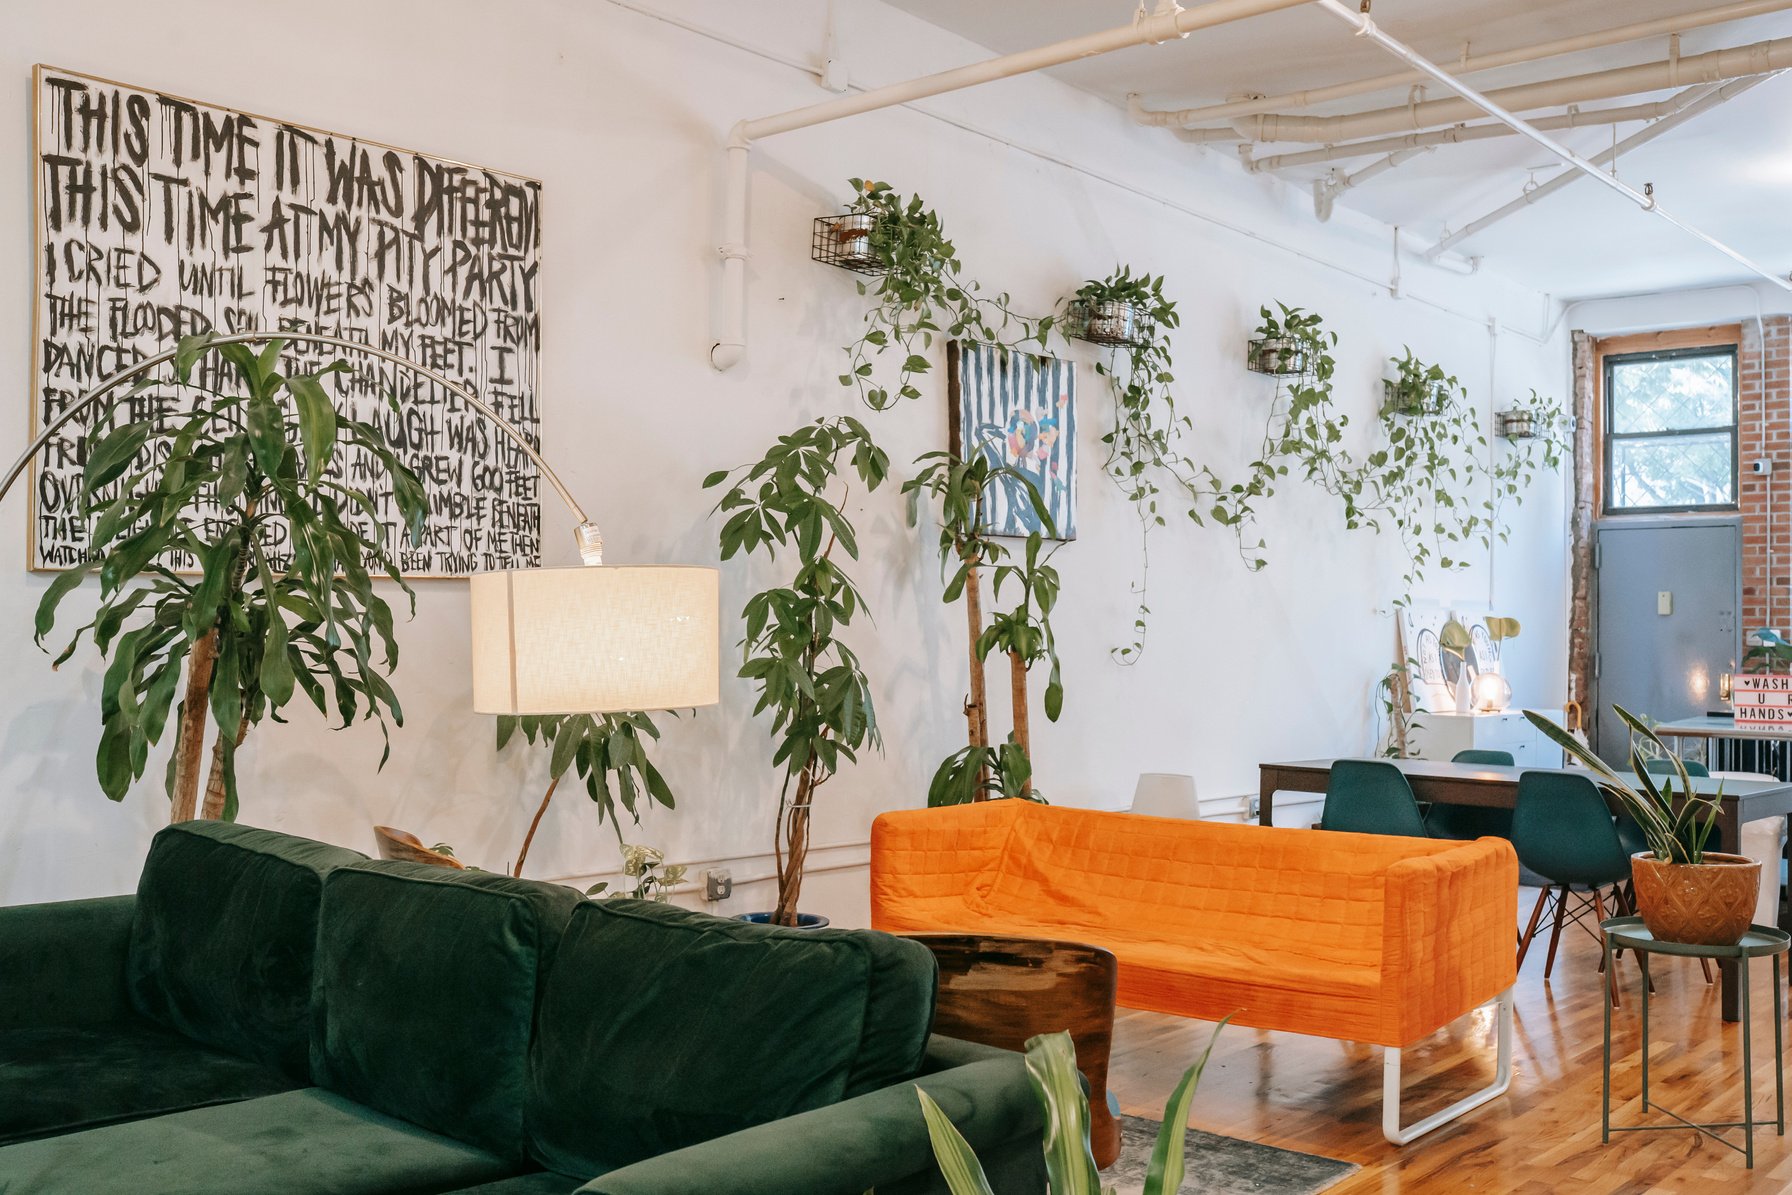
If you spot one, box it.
[36,333,428,821]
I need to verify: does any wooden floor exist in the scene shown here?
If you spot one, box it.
[1107,908,1792,1193]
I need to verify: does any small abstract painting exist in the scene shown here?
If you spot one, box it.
[954,342,1076,540]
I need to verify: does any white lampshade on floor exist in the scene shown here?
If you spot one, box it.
[470,565,720,715]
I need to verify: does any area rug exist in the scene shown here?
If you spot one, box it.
[1104,1115,1358,1194]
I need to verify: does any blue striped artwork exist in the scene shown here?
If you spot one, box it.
[957,343,1076,541]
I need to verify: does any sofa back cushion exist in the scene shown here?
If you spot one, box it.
[127,821,366,1079]
[309,861,581,1160]
[972,804,1462,967]
[526,900,937,1175]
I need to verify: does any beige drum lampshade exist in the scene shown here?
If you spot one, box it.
[470,565,720,714]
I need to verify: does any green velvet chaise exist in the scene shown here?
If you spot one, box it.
[0,821,1044,1194]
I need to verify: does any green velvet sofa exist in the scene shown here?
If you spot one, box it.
[0,821,1045,1194]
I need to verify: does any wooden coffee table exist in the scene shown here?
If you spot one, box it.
[903,934,1120,1167]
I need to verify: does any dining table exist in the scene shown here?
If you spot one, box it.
[1257,756,1792,1023]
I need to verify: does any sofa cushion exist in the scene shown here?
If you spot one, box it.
[311,861,581,1160]
[526,900,937,1175]
[0,1087,519,1194]
[126,820,365,1080]
[0,1020,298,1146]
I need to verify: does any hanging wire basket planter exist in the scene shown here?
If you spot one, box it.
[811,212,885,275]
[1381,377,1450,417]
[1064,299,1151,348]
[1246,336,1311,377]
[1495,409,1538,440]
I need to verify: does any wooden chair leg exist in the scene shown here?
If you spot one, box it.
[1517,887,1552,970]
[1543,885,1570,980]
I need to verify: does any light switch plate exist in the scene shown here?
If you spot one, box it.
[1658,590,1673,616]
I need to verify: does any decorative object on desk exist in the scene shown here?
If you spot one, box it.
[1104,1116,1357,1195]
[1131,773,1200,819]
[707,418,887,926]
[1472,671,1513,714]
[1745,628,1792,673]
[917,1020,1230,1195]
[32,334,430,822]
[956,343,1077,540]
[1528,705,1760,945]
[1730,673,1792,730]
[31,65,543,577]
[586,843,685,902]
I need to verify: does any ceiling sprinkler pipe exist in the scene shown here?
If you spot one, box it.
[1130,0,1792,128]
[1316,0,1792,293]
[1226,34,1792,143]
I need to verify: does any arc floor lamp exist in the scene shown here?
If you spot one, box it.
[3,330,719,861]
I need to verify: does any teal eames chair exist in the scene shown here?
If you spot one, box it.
[1424,750,1517,842]
[1512,770,1640,1006]
[1320,760,1429,838]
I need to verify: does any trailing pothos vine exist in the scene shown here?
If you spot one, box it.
[1065,269,1233,663]
[838,179,1049,411]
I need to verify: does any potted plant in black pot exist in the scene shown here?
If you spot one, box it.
[1529,705,1760,946]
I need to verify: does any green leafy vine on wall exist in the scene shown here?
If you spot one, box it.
[838,179,1048,411]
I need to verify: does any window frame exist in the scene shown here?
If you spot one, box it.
[1601,342,1740,516]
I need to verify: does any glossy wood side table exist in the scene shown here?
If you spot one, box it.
[903,934,1120,1167]
[1601,915,1790,1168]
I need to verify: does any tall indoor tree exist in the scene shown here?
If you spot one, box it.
[36,334,429,821]
[706,416,889,925]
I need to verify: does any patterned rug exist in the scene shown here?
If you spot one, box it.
[1105,1115,1358,1194]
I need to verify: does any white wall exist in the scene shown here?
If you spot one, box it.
[1569,279,1792,338]
[0,0,1570,919]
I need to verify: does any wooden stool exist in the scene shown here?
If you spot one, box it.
[904,934,1120,1167]
[372,826,465,869]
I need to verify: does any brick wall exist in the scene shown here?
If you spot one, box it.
[1740,316,1792,635]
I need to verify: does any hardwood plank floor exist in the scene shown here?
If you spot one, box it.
[1107,907,1792,1192]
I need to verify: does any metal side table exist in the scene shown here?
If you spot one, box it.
[1601,915,1790,1168]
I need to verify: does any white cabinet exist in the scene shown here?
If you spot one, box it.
[1410,709,1566,769]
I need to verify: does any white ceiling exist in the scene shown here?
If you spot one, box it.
[881,0,1792,300]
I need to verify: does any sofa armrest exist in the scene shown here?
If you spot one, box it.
[574,1048,1040,1195]
[0,894,137,1031]
[1379,838,1518,1045]
[870,804,1018,931]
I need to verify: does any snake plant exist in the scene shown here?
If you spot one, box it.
[918,1019,1229,1194]
[1526,706,1721,864]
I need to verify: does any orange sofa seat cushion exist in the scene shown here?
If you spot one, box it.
[871,801,1516,1048]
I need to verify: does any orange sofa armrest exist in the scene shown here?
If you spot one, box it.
[870,803,1018,930]
[1379,837,1518,1045]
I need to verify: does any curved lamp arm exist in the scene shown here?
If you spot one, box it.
[3,330,604,565]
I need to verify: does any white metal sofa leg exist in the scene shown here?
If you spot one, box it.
[1382,987,1514,1146]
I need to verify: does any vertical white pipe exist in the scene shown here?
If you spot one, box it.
[711,138,751,371]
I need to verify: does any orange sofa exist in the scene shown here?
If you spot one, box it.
[871,800,1518,1144]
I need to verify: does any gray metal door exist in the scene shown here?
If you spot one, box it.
[1594,519,1740,763]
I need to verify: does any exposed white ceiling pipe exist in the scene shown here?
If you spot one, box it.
[1130,0,1792,128]
[1246,84,1722,172]
[1312,146,1432,220]
[710,0,1315,369]
[1424,74,1773,260]
[1315,0,1792,293]
[1226,34,1792,142]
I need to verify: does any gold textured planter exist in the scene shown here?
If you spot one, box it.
[1629,852,1761,946]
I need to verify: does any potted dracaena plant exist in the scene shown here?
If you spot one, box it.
[1529,705,1760,946]
[919,1019,1230,1194]
[705,416,888,928]
[36,333,428,822]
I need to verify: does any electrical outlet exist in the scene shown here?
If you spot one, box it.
[703,869,733,902]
